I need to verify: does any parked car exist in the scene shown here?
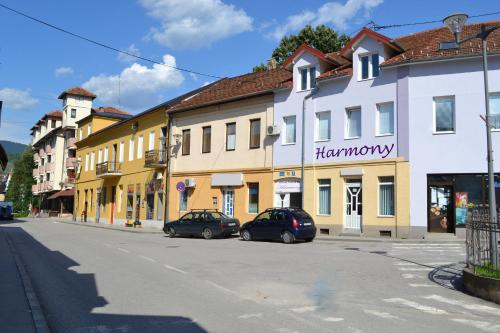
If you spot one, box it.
[240,207,316,244]
[163,210,240,239]
[0,201,13,220]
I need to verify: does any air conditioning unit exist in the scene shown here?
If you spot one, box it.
[185,178,196,188]
[267,125,281,136]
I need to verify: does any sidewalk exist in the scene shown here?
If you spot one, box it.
[32,217,465,243]
[0,229,38,333]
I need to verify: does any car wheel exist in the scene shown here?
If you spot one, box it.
[241,230,252,241]
[168,227,176,238]
[202,228,213,240]
[282,231,295,244]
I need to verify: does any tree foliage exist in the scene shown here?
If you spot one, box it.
[253,25,350,72]
[6,146,35,213]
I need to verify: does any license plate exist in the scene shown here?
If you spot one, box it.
[228,223,236,226]
[303,222,312,226]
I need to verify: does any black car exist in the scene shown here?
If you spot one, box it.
[240,207,316,244]
[163,210,240,239]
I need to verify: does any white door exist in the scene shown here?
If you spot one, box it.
[345,182,362,230]
[223,190,234,217]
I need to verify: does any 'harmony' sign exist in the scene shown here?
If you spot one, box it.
[315,144,395,160]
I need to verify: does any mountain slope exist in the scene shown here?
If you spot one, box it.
[0,140,28,173]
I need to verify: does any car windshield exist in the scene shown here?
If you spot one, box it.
[291,210,312,220]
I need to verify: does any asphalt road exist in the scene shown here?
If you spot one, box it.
[2,219,500,333]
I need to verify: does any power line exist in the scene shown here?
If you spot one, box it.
[0,3,223,79]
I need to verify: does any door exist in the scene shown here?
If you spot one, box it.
[428,185,455,233]
[270,209,287,239]
[223,189,235,217]
[110,186,116,225]
[157,191,163,221]
[96,189,101,223]
[345,182,362,231]
[252,211,272,239]
[176,213,194,235]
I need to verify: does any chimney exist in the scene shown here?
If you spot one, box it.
[267,58,277,70]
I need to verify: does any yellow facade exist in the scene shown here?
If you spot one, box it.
[75,108,168,228]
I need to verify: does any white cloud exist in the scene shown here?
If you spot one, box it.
[189,73,198,81]
[54,66,74,77]
[139,0,253,49]
[268,0,383,40]
[82,54,184,112]
[0,88,39,111]
[117,44,141,64]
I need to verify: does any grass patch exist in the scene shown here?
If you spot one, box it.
[474,263,500,279]
[13,212,29,218]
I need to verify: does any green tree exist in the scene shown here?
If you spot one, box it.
[253,25,350,71]
[6,146,35,214]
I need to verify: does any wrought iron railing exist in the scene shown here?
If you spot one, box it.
[145,149,167,167]
[96,161,121,176]
[466,208,500,274]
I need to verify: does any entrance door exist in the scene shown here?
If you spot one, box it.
[345,182,362,231]
[428,185,455,233]
[223,189,234,217]
[96,189,101,223]
[110,186,116,225]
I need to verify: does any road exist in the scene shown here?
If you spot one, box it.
[2,219,500,333]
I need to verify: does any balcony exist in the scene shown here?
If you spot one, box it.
[43,181,54,192]
[45,145,52,154]
[32,184,38,193]
[66,157,77,169]
[33,153,39,161]
[145,149,167,168]
[67,137,77,150]
[64,177,75,187]
[44,163,53,173]
[33,168,39,177]
[38,165,45,174]
[96,161,122,178]
[39,148,46,157]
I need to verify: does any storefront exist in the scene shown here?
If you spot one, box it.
[274,170,302,208]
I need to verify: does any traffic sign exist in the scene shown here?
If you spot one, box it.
[176,181,186,192]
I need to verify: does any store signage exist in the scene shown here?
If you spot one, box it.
[315,144,394,160]
[176,181,186,192]
[275,181,302,193]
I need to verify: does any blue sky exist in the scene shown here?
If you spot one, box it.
[0,0,498,144]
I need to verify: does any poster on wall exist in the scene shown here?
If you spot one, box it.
[455,192,468,226]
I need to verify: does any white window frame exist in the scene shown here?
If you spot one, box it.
[282,116,296,145]
[148,131,155,151]
[87,124,92,136]
[119,141,124,162]
[104,147,109,162]
[85,153,89,172]
[433,96,455,134]
[129,137,135,161]
[317,179,331,216]
[79,128,83,141]
[98,149,102,164]
[90,151,95,170]
[376,102,395,136]
[358,53,379,81]
[315,111,331,142]
[378,176,395,217]
[345,107,362,139]
[137,135,144,159]
[297,66,316,92]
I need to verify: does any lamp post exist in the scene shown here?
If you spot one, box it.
[443,14,500,268]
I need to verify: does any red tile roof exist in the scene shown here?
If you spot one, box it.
[93,106,130,116]
[340,27,403,56]
[167,68,292,113]
[282,43,337,69]
[58,86,96,100]
[46,110,63,118]
[317,67,352,80]
[325,52,352,66]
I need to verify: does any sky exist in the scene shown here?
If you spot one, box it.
[0,0,498,144]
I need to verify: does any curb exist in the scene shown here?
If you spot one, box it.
[315,237,465,244]
[3,230,51,333]
[54,219,164,234]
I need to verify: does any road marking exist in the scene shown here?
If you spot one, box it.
[238,313,263,319]
[401,274,426,279]
[205,281,239,296]
[408,283,438,288]
[118,248,130,253]
[394,262,417,266]
[398,267,433,271]
[423,295,500,316]
[276,328,299,333]
[384,298,448,315]
[138,255,156,263]
[163,264,187,275]
[323,317,344,322]
[363,309,400,320]
[290,306,317,313]
[52,221,60,224]
[450,318,500,332]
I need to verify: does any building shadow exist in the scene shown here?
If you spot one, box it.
[2,226,207,333]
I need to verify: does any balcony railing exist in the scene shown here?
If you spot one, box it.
[44,163,53,173]
[38,165,45,174]
[145,149,167,168]
[32,184,38,193]
[43,181,54,191]
[45,145,52,154]
[33,168,39,177]
[66,157,77,169]
[67,137,77,149]
[96,161,122,178]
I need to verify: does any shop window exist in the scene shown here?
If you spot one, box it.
[202,126,211,153]
[434,96,455,133]
[379,176,395,216]
[249,119,261,149]
[248,183,259,214]
[318,179,331,215]
[182,129,191,155]
[180,190,188,211]
[346,107,361,139]
[490,93,500,130]
[117,185,123,213]
[135,184,141,221]
[316,111,331,141]
[376,102,394,136]
[101,187,107,214]
[146,183,154,220]
[282,116,296,144]
[226,123,236,151]
[126,185,134,219]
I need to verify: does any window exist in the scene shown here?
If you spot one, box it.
[318,179,331,215]
[137,135,143,159]
[248,183,259,214]
[71,108,76,118]
[299,66,316,91]
[119,142,124,162]
[316,111,331,141]
[182,129,191,155]
[249,119,261,149]
[98,149,102,164]
[148,131,155,151]
[104,147,109,162]
[379,176,395,216]
[226,123,236,151]
[117,185,123,213]
[202,126,211,153]
[346,107,361,138]
[282,116,296,144]
[90,152,95,170]
[489,93,500,129]
[51,120,56,128]
[377,102,394,136]
[180,190,188,211]
[79,128,83,141]
[85,153,89,171]
[359,53,379,80]
[129,137,134,161]
[126,185,134,219]
[434,96,455,133]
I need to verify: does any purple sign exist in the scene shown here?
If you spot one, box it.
[315,144,394,160]
[176,181,186,192]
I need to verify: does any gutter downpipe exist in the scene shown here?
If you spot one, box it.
[164,112,172,224]
[301,87,319,209]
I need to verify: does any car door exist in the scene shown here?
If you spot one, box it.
[252,211,273,239]
[176,213,194,235]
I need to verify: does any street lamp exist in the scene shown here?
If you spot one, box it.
[443,14,500,268]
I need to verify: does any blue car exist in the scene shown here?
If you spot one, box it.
[240,208,316,244]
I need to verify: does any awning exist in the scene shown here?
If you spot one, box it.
[47,188,75,200]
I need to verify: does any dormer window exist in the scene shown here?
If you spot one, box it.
[299,66,316,91]
[359,53,379,80]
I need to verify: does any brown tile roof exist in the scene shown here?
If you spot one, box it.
[46,110,63,118]
[325,52,352,66]
[58,86,96,99]
[167,68,292,113]
[383,20,500,66]
[93,106,130,116]
[318,67,353,80]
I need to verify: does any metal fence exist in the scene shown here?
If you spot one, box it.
[466,208,500,273]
